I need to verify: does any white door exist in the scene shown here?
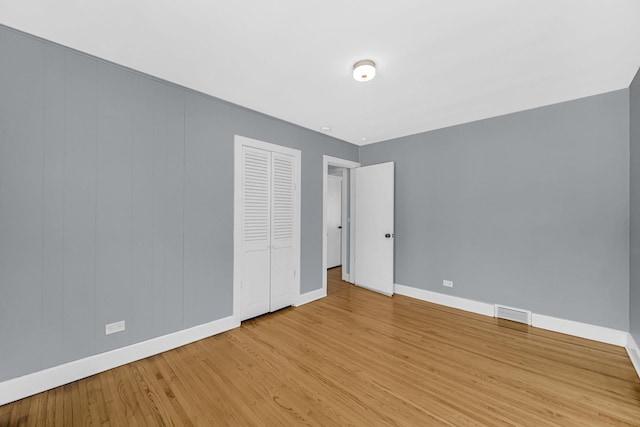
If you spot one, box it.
[354,162,394,296]
[240,146,272,319]
[269,152,296,311]
[327,175,342,268]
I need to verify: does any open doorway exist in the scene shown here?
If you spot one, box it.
[327,167,344,270]
[322,156,360,294]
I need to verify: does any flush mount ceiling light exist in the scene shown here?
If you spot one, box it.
[320,125,332,132]
[353,59,376,82]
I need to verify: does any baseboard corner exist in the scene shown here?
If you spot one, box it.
[626,334,640,380]
[294,288,326,307]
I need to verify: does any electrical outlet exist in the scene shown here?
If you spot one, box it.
[443,280,453,288]
[105,320,125,335]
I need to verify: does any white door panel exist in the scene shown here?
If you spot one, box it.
[242,248,271,319]
[270,245,293,311]
[327,175,342,268]
[354,162,394,296]
[270,152,295,311]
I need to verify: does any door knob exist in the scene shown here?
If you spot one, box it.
[338,226,342,229]
[385,233,391,238]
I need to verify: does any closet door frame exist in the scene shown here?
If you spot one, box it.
[233,135,301,322]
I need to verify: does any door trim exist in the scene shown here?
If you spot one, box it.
[322,156,360,295]
[234,135,301,322]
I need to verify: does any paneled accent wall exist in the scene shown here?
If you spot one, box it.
[0,25,358,382]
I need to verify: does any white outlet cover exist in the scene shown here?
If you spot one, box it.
[443,280,453,288]
[105,320,126,335]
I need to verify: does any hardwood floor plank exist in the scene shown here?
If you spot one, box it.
[1,267,639,425]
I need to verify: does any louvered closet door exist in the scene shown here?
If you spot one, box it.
[240,146,271,320]
[269,152,296,311]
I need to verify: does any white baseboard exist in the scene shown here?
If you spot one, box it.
[627,334,640,380]
[531,313,628,347]
[394,283,628,348]
[0,315,239,406]
[395,284,495,317]
[342,273,350,282]
[294,288,326,307]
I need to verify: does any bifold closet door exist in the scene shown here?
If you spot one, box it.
[239,146,296,320]
[240,146,271,320]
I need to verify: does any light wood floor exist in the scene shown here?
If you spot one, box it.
[2,267,640,426]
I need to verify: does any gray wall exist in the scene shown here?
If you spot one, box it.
[0,26,358,382]
[631,67,640,344]
[360,90,630,330]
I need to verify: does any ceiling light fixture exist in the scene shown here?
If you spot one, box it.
[353,60,376,82]
[320,125,332,132]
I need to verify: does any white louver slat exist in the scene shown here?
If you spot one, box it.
[243,147,270,243]
[271,153,295,242]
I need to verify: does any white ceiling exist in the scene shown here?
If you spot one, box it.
[1,1,639,146]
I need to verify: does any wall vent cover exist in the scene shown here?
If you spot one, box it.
[494,304,532,325]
